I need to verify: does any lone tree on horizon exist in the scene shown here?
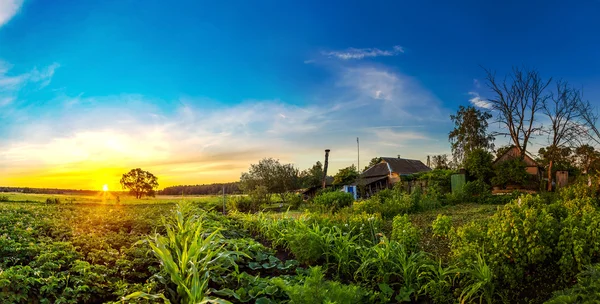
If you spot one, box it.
[120,168,159,199]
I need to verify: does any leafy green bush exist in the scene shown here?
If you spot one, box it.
[545,264,600,304]
[491,159,529,188]
[230,196,261,213]
[432,214,452,237]
[45,197,61,204]
[463,179,491,198]
[313,191,354,212]
[273,266,371,303]
[391,214,420,250]
[287,194,303,210]
[464,149,494,182]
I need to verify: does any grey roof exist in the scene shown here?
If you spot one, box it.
[350,175,387,186]
[380,157,431,175]
[362,163,391,178]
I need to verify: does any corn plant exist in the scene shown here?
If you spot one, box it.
[420,260,459,304]
[459,253,495,304]
[125,202,240,304]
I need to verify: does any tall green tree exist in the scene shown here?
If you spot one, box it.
[449,105,495,165]
[333,165,359,185]
[464,149,494,182]
[240,158,299,204]
[431,154,450,170]
[537,146,575,176]
[299,161,324,188]
[120,168,159,199]
[574,145,600,174]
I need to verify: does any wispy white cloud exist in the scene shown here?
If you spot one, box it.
[0,0,23,28]
[0,61,60,106]
[468,91,493,109]
[323,45,404,60]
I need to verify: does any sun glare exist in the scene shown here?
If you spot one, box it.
[102,184,108,192]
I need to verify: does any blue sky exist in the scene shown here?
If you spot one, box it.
[1,0,600,189]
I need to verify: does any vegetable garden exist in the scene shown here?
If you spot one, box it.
[2,179,600,303]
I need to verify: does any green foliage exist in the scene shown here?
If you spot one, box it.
[355,238,429,302]
[120,168,159,199]
[299,161,324,189]
[459,253,496,304]
[273,266,371,303]
[45,197,61,204]
[545,264,600,304]
[240,158,299,203]
[432,214,452,237]
[0,195,9,202]
[126,202,240,304]
[463,179,491,198]
[391,214,420,250]
[449,105,494,165]
[229,196,260,213]
[464,148,494,182]
[333,165,359,186]
[312,191,354,212]
[491,159,529,188]
[420,260,459,304]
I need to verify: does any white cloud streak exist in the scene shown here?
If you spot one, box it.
[0,0,23,28]
[0,62,59,106]
[323,45,404,60]
[468,91,493,109]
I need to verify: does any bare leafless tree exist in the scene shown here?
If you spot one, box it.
[541,80,587,190]
[578,99,600,146]
[484,67,551,159]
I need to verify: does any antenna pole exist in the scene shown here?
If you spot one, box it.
[357,137,360,173]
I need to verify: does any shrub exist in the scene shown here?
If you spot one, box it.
[273,266,371,303]
[230,196,260,213]
[485,195,558,286]
[545,264,600,304]
[491,159,529,188]
[45,198,61,204]
[287,194,303,210]
[432,215,452,237]
[464,149,494,182]
[313,191,354,212]
[391,214,420,251]
[463,179,491,198]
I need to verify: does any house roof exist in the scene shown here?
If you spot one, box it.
[362,163,391,177]
[493,146,539,167]
[381,157,432,175]
[350,175,387,186]
[361,157,431,178]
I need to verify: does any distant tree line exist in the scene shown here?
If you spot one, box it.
[0,187,102,195]
[159,182,241,195]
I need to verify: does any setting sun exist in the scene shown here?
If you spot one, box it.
[102,184,108,192]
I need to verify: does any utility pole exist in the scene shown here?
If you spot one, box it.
[357,137,360,173]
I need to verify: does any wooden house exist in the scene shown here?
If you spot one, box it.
[352,156,432,197]
[493,146,541,176]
